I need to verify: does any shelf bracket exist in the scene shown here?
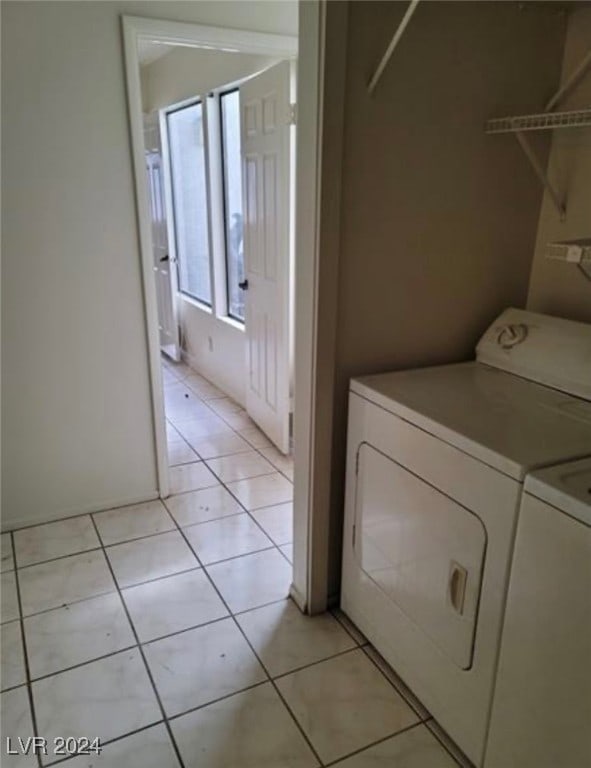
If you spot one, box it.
[368,0,420,96]
[514,131,566,221]
[545,47,591,112]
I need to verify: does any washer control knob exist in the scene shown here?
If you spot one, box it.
[497,323,528,349]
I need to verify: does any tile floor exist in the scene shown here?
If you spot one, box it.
[0,359,465,767]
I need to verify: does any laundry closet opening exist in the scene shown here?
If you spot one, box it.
[139,37,296,586]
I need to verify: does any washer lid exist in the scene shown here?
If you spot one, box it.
[351,362,591,480]
[525,457,591,526]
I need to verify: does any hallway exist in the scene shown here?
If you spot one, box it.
[0,360,463,767]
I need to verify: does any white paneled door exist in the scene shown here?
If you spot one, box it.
[240,62,292,454]
[144,116,180,362]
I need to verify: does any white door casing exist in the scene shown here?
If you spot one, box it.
[240,62,292,454]
[143,116,180,362]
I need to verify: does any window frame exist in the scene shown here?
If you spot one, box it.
[161,78,250,328]
[165,96,213,308]
[219,86,245,324]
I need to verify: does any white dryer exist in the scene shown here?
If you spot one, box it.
[340,308,591,767]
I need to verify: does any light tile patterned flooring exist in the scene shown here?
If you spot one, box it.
[0,359,464,767]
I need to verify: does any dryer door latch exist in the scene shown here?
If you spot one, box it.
[448,562,468,615]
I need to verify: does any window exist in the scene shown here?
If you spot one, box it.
[164,87,248,323]
[220,89,245,322]
[167,101,212,305]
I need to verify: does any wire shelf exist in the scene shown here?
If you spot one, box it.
[486,108,591,134]
[546,239,591,283]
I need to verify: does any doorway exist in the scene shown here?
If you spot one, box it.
[122,15,326,610]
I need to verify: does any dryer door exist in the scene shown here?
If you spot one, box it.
[354,443,486,669]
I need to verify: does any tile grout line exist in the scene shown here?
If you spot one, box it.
[361,646,432,723]
[8,363,296,763]
[330,608,369,647]
[159,421,324,764]
[325,608,434,725]
[186,457,290,562]
[87,515,187,768]
[9,478,452,764]
[165,503,326,768]
[149,363,461,764]
[162,483,293,567]
[13,548,442,768]
[9,362,429,767]
[18,643,139,689]
[42,722,170,768]
[267,677,326,767]
[168,372,294,481]
[10,530,43,768]
[16,544,105,573]
[323,720,427,767]
[270,646,361,684]
[171,390,294,472]
[165,427,294,573]
[425,720,470,767]
[13,547,292,625]
[197,400,294,482]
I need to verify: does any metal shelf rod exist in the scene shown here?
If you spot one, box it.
[514,131,566,221]
[546,47,591,112]
[368,0,420,96]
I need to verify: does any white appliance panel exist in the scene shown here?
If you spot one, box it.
[476,307,591,400]
[343,310,591,767]
[525,456,591,526]
[485,490,591,768]
[341,393,521,767]
[352,363,591,480]
[355,443,486,669]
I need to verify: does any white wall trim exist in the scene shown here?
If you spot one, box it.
[293,1,328,614]
[289,582,308,613]
[124,16,297,59]
[293,1,348,613]
[122,16,171,500]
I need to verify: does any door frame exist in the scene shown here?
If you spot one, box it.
[122,8,334,613]
[121,15,296,502]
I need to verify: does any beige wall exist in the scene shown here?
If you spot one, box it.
[140,47,280,406]
[1,0,297,529]
[142,47,278,112]
[322,1,566,596]
[527,4,591,323]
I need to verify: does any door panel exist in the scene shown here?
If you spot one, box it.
[240,62,292,453]
[144,115,180,361]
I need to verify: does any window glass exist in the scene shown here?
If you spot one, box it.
[167,102,211,304]
[220,90,245,322]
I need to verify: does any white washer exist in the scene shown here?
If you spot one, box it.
[340,308,591,767]
[485,457,591,768]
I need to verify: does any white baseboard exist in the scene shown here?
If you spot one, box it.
[1,490,160,533]
[180,348,245,408]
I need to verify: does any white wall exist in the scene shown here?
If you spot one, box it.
[179,305,247,406]
[1,0,297,530]
[141,47,281,406]
[527,5,591,323]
